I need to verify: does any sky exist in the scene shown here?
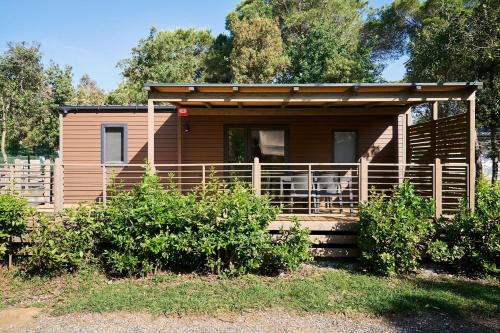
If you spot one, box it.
[0,0,406,91]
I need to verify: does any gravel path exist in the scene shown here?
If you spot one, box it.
[2,310,498,333]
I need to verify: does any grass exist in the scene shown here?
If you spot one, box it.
[1,265,498,318]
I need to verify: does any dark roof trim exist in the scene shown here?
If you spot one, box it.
[144,82,483,89]
[59,105,176,113]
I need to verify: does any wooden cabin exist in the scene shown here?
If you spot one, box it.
[58,82,481,257]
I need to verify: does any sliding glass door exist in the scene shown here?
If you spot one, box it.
[225,126,287,163]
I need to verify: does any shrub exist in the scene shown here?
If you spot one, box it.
[0,191,31,258]
[358,181,435,275]
[25,204,103,275]
[191,178,282,275]
[100,168,196,276]
[24,166,311,277]
[264,217,312,273]
[428,178,499,276]
[100,167,310,276]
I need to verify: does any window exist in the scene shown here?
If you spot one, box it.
[333,131,357,163]
[101,124,127,163]
[225,126,287,163]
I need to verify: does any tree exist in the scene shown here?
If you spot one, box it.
[370,0,499,181]
[114,28,213,103]
[72,74,105,105]
[44,63,75,151]
[106,81,144,105]
[0,42,48,162]
[46,63,74,106]
[229,15,289,83]
[205,34,233,83]
[227,0,381,83]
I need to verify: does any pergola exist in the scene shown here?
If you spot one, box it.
[145,82,482,210]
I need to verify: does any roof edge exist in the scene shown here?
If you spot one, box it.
[144,81,483,88]
[59,105,176,113]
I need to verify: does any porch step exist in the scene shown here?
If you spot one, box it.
[270,215,360,259]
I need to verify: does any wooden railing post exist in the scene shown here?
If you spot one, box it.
[9,163,14,191]
[253,157,261,196]
[433,157,442,218]
[307,164,312,214]
[102,164,107,205]
[201,164,206,189]
[43,159,51,203]
[53,158,64,212]
[13,159,21,192]
[359,157,368,203]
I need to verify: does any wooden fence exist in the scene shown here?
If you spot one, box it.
[408,113,468,164]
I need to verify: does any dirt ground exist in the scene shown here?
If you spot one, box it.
[0,308,498,333]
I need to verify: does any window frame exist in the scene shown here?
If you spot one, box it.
[101,123,128,164]
[332,129,358,163]
[224,124,289,163]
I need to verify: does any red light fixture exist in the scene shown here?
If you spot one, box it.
[178,108,188,117]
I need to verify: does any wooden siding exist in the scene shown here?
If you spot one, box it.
[182,115,398,164]
[62,111,400,203]
[62,111,177,202]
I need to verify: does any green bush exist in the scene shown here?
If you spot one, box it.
[190,178,282,275]
[100,167,310,276]
[0,191,31,258]
[100,168,195,276]
[428,178,499,276]
[25,204,103,275]
[358,181,435,275]
[22,166,311,277]
[264,217,312,273]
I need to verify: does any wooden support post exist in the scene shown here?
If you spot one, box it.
[359,157,368,203]
[177,114,182,191]
[53,158,64,212]
[398,111,408,184]
[102,165,107,205]
[468,95,476,211]
[406,108,412,163]
[434,157,442,218]
[431,101,439,121]
[308,164,312,214]
[253,157,261,196]
[147,99,155,166]
[431,102,438,163]
[59,112,64,161]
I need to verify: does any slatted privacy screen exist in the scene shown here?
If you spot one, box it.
[261,163,359,215]
[442,164,468,215]
[408,113,468,164]
[0,161,53,205]
[367,163,434,199]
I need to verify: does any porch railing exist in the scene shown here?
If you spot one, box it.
[0,158,469,217]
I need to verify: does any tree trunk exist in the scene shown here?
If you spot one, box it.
[0,98,8,164]
[491,126,498,182]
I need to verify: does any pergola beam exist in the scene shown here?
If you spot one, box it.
[147,91,473,104]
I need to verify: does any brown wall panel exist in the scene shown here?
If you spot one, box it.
[62,111,400,202]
